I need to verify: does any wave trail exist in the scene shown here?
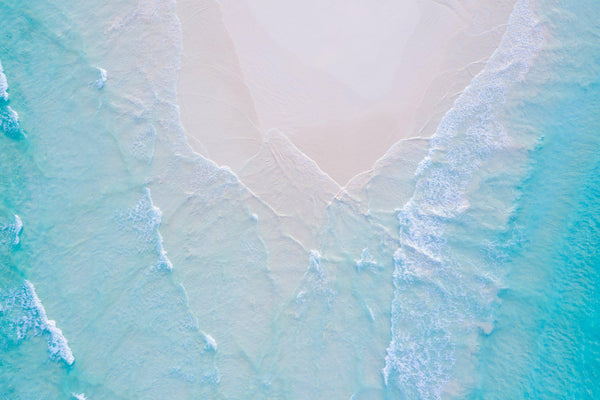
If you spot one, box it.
[0,60,8,100]
[0,59,24,139]
[94,67,107,89]
[122,188,174,271]
[19,280,75,365]
[0,214,22,247]
[0,106,21,139]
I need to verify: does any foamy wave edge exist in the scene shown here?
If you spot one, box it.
[0,58,24,139]
[23,280,75,365]
[123,188,173,271]
[383,0,543,397]
[0,60,8,101]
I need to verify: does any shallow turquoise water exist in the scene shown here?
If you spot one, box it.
[0,0,599,399]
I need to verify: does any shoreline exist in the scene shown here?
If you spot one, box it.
[176,0,515,186]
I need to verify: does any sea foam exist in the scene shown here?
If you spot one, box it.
[19,281,75,365]
[131,124,157,165]
[0,60,8,100]
[0,214,22,246]
[294,250,335,313]
[124,188,173,271]
[94,67,107,89]
[202,332,217,351]
[0,105,21,138]
[383,0,543,397]
[0,60,23,139]
[12,215,22,244]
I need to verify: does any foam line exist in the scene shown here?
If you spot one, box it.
[383,0,543,396]
[23,280,75,365]
[0,60,8,100]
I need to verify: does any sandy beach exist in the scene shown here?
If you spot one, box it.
[177,0,514,180]
[176,0,515,246]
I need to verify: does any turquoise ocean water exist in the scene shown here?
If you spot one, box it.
[0,0,599,398]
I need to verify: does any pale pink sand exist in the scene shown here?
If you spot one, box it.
[175,0,515,252]
[177,0,514,184]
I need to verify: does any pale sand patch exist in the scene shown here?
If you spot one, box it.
[175,0,515,251]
